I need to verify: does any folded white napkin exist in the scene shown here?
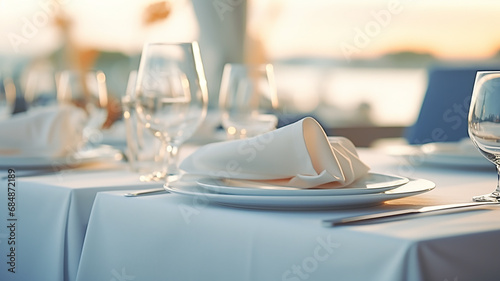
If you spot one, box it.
[180,117,370,188]
[0,105,87,158]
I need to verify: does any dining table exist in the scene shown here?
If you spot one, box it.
[1,143,500,281]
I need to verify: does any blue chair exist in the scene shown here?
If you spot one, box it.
[405,66,500,145]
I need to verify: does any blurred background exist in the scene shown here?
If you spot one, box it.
[2,0,500,145]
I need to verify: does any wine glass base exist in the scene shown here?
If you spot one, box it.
[472,191,500,202]
[139,171,163,182]
[139,171,180,183]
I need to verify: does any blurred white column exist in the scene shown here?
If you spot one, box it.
[192,0,247,107]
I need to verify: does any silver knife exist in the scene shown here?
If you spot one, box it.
[322,201,500,227]
[124,188,167,197]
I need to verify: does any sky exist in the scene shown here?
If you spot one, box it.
[258,0,500,60]
[0,0,198,56]
[1,0,500,60]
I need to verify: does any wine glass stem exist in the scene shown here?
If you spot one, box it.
[161,142,180,177]
[494,165,500,197]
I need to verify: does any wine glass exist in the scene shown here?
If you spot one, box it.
[219,63,279,139]
[23,67,58,109]
[134,42,208,182]
[468,71,500,202]
[0,75,16,120]
[56,70,109,145]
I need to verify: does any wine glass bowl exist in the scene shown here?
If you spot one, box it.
[134,42,208,182]
[219,63,279,139]
[56,70,108,122]
[56,70,109,145]
[468,71,500,202]
[137,69,195,143]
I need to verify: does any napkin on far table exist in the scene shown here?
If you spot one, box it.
[180,117,370,188]
[0,105,87,158]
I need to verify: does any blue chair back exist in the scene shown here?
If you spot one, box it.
[405,66,500,144]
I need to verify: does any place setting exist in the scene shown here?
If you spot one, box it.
[151,117,436,210]
[0,70,124,172]
[122,45,436,210]
[158,106,500,220]
[385,137,493,169]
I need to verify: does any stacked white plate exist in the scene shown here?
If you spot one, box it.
[165,173,435,210]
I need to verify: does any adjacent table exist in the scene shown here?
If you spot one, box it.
[74,149,500,281]
[0,162,164,281]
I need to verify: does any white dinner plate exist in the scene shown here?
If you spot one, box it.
[196,173,409,196]
[388,141,492,169]
[0,145,123,169]
[166,178,435,210]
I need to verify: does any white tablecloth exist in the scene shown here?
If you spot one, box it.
[74,149,500,281]
[0,165,163,281]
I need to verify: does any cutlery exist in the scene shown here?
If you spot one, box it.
[322,201,500,227]
[125,174,187,197]
[124,188,168,197]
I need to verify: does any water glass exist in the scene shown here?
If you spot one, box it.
[122,71,162,174]
[219,63,279,139]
